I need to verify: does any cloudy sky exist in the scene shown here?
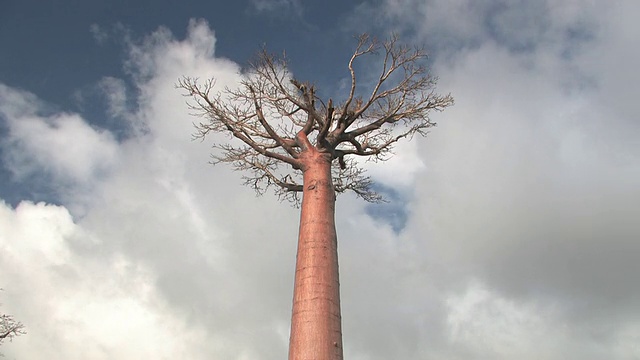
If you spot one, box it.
[1,0,639,359]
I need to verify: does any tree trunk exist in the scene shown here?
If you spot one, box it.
[288,146,343,360]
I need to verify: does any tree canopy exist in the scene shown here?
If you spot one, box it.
[178,34,453,204]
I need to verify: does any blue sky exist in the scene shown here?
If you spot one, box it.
[1,0,360,110]
[1,1,639,359]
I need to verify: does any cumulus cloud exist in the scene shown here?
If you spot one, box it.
[0,84,119,202]
[334,0,640,358]
[416,0,640,298]
[395,0,639,358]
[1,19,299,359]
[0,200,212,359]
[355,0,600,60]
[1,1,639,358]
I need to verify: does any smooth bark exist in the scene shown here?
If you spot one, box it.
[288,145,343,360]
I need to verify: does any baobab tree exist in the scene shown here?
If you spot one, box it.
[178,34,453,360]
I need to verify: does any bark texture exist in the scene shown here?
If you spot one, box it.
[288,145,343,360]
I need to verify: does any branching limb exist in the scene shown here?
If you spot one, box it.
[325,35,453,163]
[0,315,24,342]
[177,77,303,170]
[332,156,383,203]
[341,34,376,123]
[178,34,453,205]
[295,130,314,153]
[0,308,25,348]
[316,98,334,149]
[248,85,298,156]
[212,144,304,203]
[290,79,324,135]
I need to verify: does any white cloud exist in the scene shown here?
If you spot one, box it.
[363,138,426,189]
[1,1,639,358]
[446,282,560,358]
[90,23,109,44]
[0,84,119,186]
[250,0,303,17]
[98,76,128,119]
[399,0,639,356]
[1,19,298,359]
[0,201,213,359]
[337,0,640,358]
[414,0,640,301]
[360,0,601,61]
[444,282,640,360]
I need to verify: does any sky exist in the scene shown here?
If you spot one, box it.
[0,0,639,359]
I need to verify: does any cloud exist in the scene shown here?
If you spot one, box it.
[0,84,119,203]
[336,0,640,358]
[97,76,128,119]
[90,23,109,44]
[1,19,299,359]
[1,2,639,358]
[415,0,640,301]
[442,281,623,360]
[0,200,212,359]
[396,1,639,357]
[249,0,304,18]
[354,0,600,59]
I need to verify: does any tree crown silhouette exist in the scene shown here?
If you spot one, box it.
[177,34,453,204]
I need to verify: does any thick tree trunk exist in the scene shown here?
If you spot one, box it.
[288,146,343,360]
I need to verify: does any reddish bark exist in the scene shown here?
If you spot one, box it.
[288,141,343,360]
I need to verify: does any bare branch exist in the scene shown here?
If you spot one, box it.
[326,35,454,162]
[178,34,453,204]
[248,85,298,156]
[1,293,26,349]
[341,34,376,122]
[332,156,384,203]
[317,98,334,149]
[0,314,25,343]
[177,77,303,170]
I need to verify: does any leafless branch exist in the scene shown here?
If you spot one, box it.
[178,34,453,204]
[0,296,26,350]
